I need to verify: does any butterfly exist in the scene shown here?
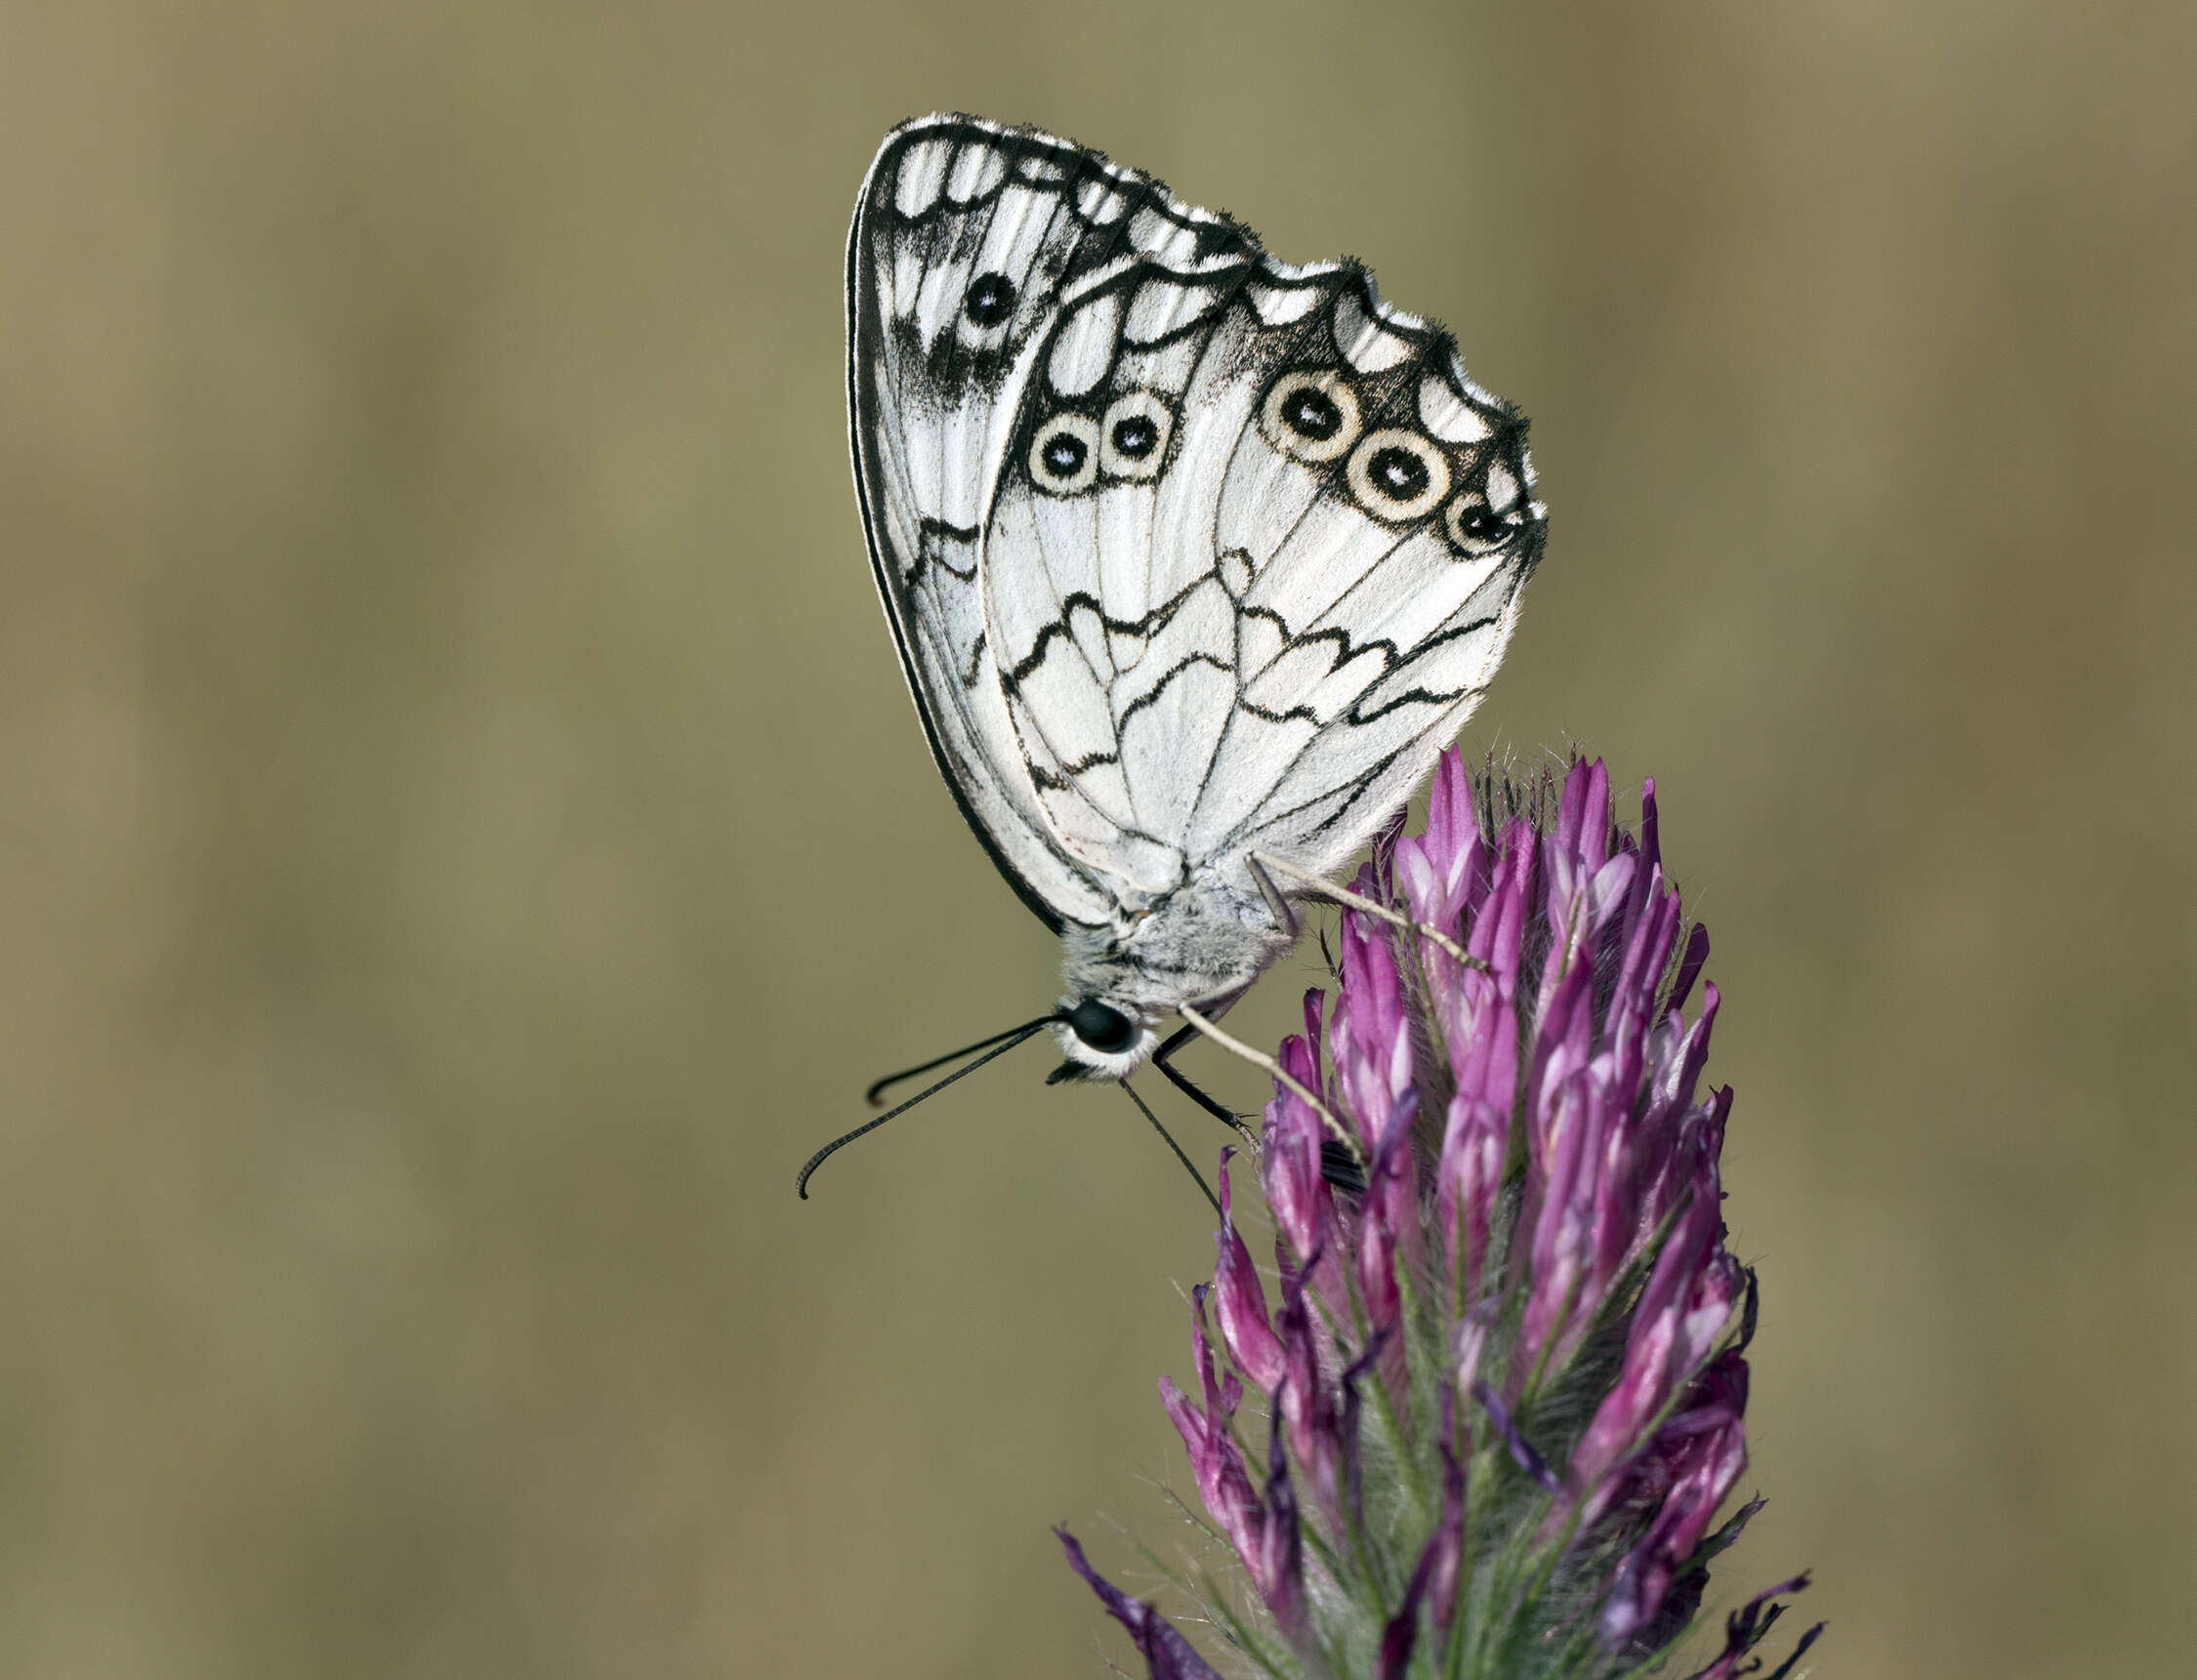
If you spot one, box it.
[816,112,1544,1192]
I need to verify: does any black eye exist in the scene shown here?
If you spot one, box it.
[1282,388,1343,439]
[1368,446,1429,499]
[1111,415,1159,459]
[1066,1000,1138,1054]
[965,272,1016,327]
[1460,507,1504,541]
[1043,432,1088,477]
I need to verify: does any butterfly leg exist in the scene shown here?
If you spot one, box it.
[1152,1018,1256,1144]
[1177,1003,1366,1177]
[1157,1015,1370,1196]
[1248,855,1301,941]
[1249,850,1487,971]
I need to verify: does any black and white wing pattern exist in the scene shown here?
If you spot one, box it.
[848,114,1544,934]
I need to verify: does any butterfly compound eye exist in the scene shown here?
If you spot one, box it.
[1066,1000,1139,1055]
[964,272,1016,327]
[1261,371,1361,464]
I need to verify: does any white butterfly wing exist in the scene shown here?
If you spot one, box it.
[849,114,1544,934]
[977,181,1544,907]
[1212,290,1542,878]
[847,119,1104,929]
[847,114,1265,929]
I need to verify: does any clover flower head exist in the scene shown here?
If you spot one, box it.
[1063,753,1822,1679]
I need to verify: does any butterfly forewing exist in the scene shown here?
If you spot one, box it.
[849,113,1544,942]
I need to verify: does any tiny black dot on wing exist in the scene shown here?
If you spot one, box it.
[1044,432,1088,476]
[1371,446,1429,499]
[1283,388,1343,440]
[1459,506,1505,542]
[965,272,1016,326]
[1111,415,1159,459]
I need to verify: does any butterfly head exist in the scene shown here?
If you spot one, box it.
[1047,995,1158,1082]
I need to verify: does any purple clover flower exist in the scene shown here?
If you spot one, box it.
[1062,754,1822,1680]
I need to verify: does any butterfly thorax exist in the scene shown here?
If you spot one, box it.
[1054,881,1293,1078]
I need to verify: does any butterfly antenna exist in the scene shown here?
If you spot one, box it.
[797,1019,1056,1201]
[862,1014,1063,1106]
[1120,1079,1222,1218]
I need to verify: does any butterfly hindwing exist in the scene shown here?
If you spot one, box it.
[849,113,1544,935]
[986,213,1543,907]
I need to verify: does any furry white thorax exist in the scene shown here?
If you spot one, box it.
[1053,879,1296,1077]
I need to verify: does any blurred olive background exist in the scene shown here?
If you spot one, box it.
[4,2,2192,1676]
